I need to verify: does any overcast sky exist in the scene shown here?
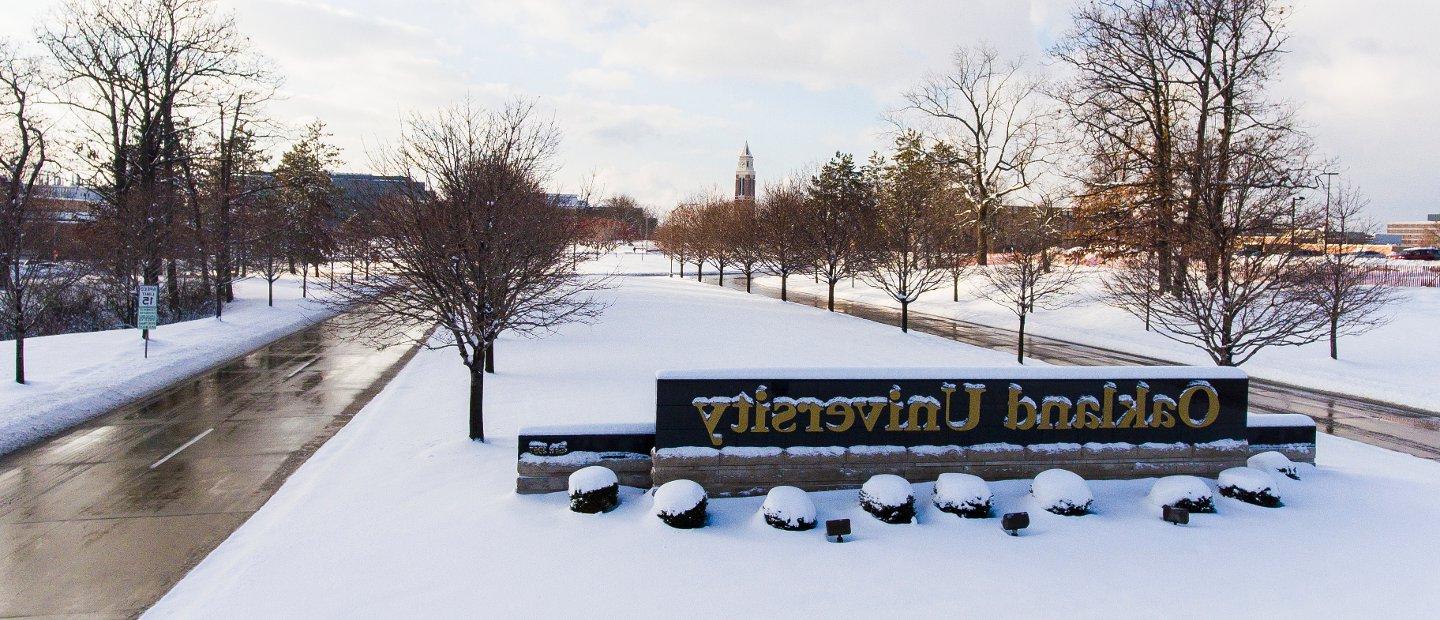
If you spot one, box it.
[3,0,1437,223]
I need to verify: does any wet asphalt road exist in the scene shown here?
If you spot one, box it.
[0,315,422,618]
[696,273,1440,460]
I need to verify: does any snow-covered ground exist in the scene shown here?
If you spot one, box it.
[0,275,336,456]
[753,268,1440,411]
[149,275,1440,617]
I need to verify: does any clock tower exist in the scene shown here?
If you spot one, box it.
[734,142,756,201]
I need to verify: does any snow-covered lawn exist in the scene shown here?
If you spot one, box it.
[148,276,1440,617]
[753,268,1440,411]
[0,275,336,456]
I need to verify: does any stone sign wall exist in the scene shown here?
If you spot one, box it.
[653,367,1251,496]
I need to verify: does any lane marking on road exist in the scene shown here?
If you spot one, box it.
[285,359,318,379]
[149,428,214,469]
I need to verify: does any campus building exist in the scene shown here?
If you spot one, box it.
[1386,214,1440,247]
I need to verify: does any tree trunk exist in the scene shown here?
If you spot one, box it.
[901,300,909,332]
[14,330,23,385]
[953,272,959,302]
[267,278,274,307]
[718,266,724,286]
[1017,313,1026,364]
[745,271,751,293]
[827,281,836,311]
[469,366,485,441]
[1330,315,1339,360]
[485,338,495,373]
[780,274,788,301]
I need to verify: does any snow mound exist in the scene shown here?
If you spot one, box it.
[859,474,915,524]
[933,473,992,518]
[568,466,617,495]
[1248,451,1300,480]
[1031,469,1094,516]
[760,486,817,531]
[567,466,619,514]
[1146,476,1215,513]
[652,479,708,528]
[1218,467,1283,507]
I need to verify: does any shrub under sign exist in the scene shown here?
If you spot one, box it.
[653,366,1251,496]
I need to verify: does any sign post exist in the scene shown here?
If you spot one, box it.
[137,285,158,358]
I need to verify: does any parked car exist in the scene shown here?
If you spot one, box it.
[1391,247,1440,261]
[1346,250,1388,259]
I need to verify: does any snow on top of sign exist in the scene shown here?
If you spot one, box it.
[518,422,655,436]
[656,446,719,458]
[567,466,618,495]
[656,366,1247,381]
[720,446,782,458]
[1247,413,1315,428]
[849,445,906,455]
[1028,442,1083,454]
[785,446,845,457]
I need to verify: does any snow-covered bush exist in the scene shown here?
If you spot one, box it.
[1147,476,1215,513]
[1218,467,1283,507]
[653,479,708,528]
[760,486,817,531]
[932,473,992,518]
[567,466,619,514]
[1031,469,1094,516]
[859,474,915,524]
[1248,451,1300,480]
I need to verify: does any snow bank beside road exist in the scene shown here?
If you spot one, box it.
[148,276,1440,617]
[0,276,336,456]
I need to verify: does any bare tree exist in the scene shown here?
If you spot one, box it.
[900,44,1056,265]
[329,100,606,441]
[723,198,764,292]
[1,43,78,384]
[864,133,950,332]
[1307,183,1398,360]
[978,205,1078,364]
[41,0,269,323]
[759,178,810,301]
[804,152,873,311]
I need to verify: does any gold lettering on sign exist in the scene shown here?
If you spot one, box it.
[1178,382,1220,428]
[1039,397,1073,430]
[1005,384,1037,430]
[684,377,1230,447]
[825,400,855,432]
[799,400,824,432]
[1076,396,1102,429]
[1115,382,1148,428]
[771,398,798,433]
[751,386,771,433]
[857,398,887,432]
[731,393,753,433]
[693,399,731,447]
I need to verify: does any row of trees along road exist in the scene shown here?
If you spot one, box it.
[659,0,1396,367]
[3,1,607,443]
[1,0,408,386]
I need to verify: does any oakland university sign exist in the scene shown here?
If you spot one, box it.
[651,367,1251,496]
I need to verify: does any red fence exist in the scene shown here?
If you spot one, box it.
[1365,263,1440,287]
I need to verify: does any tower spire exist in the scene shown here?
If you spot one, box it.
[735,142,755,200]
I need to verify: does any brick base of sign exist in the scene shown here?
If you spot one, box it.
[652,441,1251,497]
[516,451,652,494]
